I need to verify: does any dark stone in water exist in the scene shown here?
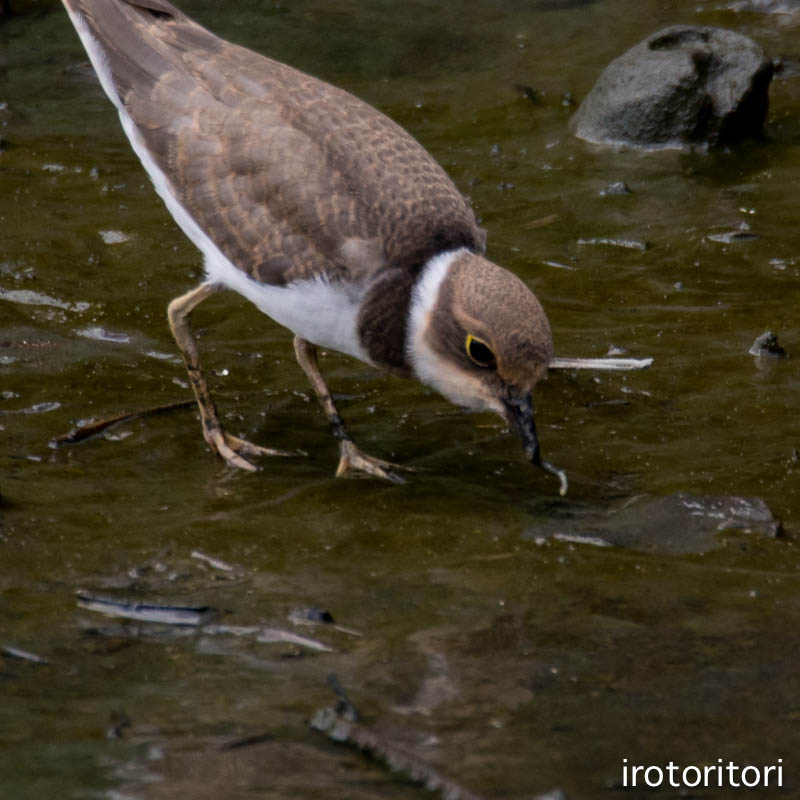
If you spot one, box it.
[749,330,788,358]
[303,608,335,624]
[515,84,540,104]
[525,493,781,554]
[571,25,774,150]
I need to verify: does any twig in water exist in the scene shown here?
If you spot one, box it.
[2,645,49,665]
[76,590,216,626]
[191,550,236,572]
[310,674,490,800]
[549,356,653,371]
[219,732,275,751]
[50,398,196,446]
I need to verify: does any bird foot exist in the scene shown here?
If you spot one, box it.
[335,440,410,484]
[205,427,298,472]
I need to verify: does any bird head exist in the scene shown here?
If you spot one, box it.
[407,249,562,485]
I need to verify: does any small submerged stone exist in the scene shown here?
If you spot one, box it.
[525,492,781,554]
[77,326,131,344]
[99,229,131,245]
[599,181,632,196]
[289,607,335,625]
[0,286,84,312]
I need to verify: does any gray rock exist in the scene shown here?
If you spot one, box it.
[525,493,781,554]
[571,26,773,150]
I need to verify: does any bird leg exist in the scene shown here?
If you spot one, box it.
[293,336,406,484]
[167,281,293,471]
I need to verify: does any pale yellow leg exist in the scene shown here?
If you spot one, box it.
[293,336,406,483]
[167,282,293,471]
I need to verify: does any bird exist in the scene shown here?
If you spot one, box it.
[60,0,568,494]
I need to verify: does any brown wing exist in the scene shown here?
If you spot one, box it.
[63,0,484,286]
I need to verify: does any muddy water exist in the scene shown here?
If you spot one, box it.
[1,0,799,797]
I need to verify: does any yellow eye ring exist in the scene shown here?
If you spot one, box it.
[465,334,496,368]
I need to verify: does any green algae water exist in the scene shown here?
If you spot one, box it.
[1,0,799,797]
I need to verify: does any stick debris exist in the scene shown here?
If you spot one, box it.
[549,356,653,371]
[50,399,195,446]
[310,674,491,800]
[76,590,216,626]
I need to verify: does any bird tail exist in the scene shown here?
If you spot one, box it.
[60,0,203,111]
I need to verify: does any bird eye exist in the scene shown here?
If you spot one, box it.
[465,334,496,368]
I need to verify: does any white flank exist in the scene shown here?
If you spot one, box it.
[205,265,370,362]
[66,8,369,363]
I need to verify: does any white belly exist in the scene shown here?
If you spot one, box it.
[204,254,371,363]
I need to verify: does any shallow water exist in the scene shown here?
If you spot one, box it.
[2,0,799,797]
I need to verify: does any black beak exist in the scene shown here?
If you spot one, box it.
[502,392,568,496]
[503,392,542,466]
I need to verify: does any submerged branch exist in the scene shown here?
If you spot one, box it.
[549,356,653,371]
[310,674,491,800]
[50,399,196,446]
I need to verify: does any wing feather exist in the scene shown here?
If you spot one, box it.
[62,0,484,286]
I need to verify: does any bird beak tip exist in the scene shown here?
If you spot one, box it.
[502,392,567,495]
